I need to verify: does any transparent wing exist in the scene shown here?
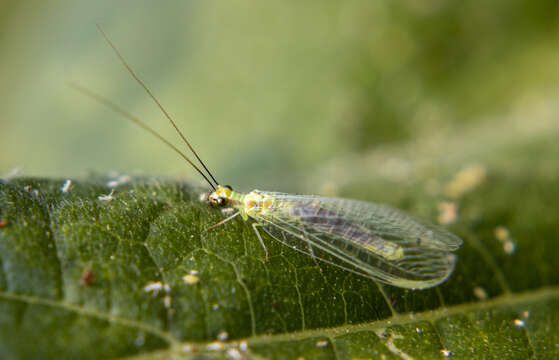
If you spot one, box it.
[251,192,463,289]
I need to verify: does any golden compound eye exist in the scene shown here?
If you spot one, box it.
[208,194,220,207]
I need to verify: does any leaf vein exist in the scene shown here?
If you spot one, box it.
[0,290,179,346]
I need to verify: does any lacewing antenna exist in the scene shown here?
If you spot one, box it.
[69,83,217,191]
[96,24,219,187]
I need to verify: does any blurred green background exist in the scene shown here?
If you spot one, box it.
[1,1,558,194]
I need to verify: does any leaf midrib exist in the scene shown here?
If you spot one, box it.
[1,284,556,352]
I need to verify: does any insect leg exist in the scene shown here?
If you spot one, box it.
[252,223,269,262]
[205,211,240,231]
[301,231,323,273]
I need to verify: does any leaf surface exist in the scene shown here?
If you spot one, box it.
[0,172,557,359]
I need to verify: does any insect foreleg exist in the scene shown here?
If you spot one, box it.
[252,223,269,262]
[205,211,240,231]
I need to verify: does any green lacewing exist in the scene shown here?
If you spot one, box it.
[75,25,462,289]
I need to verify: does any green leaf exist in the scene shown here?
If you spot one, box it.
[0,170,558,359]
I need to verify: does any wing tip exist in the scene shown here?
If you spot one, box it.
[389,252,458,290]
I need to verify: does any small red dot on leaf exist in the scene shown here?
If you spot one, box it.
[80,269,95,286]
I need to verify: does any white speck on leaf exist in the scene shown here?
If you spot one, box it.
[61,179,72,193]
[98,189,115,201]
[316,340,328,348]
[445,163,487,198]
[143,281,171,294]
[183,272,200,285]
[438,201,458,224]
[440,348,452,357]
[227,348,242,359]
[206,341,223,351]
[163,295,172,308]
[494,226,517,255]
[503,240,516,255]
[473,286,488,301]
[217,331,229,341]
[494,226,510,242]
